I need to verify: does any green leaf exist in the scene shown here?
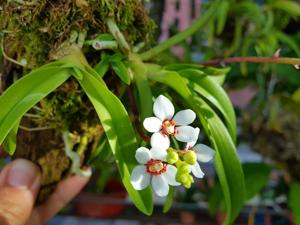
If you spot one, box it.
[243,163,271,200]
[163,186,175,213]
[0,65,71,153]
[275,31,300,57]
[178,69,236,142]
[84,33,114,45]
[88,136,109,165]
[232,2,264,26]
[164,63,204,71]
[109,53,123,62]
[208,182,223,215]
[75,67,153,215]
[94,33,114,41]
[147,69,245,225]
[111,61,131,85]
[94,56,109,78]
[289,182,300,225]
[201,66,231,76]
[130,56,153,120]
[2,119,20,155]
[216,1,229,35]
[270,0,300,16]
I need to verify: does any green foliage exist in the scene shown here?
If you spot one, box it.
[0,1,264,221]
[0,64,71,153]
[242,163,271,200]
[75,64,153,215]
[146,65,245,225]
[289,182,300,225]
[0,49,153,215]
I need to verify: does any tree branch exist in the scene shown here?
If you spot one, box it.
[200,56,300,68]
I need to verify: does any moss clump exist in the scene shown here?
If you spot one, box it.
[0,0,156,68]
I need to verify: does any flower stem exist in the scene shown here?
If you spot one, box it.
[106,18,131,55]
[139,0,221,61]
[200,56,300,68]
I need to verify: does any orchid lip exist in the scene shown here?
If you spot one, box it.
[146,159,167,176]
[160,119,177,136]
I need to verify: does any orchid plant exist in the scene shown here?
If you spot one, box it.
[0,1,254,225]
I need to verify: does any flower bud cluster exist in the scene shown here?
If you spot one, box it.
[131,95,215,197]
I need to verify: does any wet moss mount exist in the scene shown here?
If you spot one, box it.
[0,0,155,201]
[0,0,155,69]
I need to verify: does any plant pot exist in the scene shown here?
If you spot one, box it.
[74,179,127,218]
[180,210,195,225]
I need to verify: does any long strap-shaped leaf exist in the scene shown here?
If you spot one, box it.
[147,69,245,225]
[0,65,71,153]
[74,67,153,215]
[178,69,236,142]
[130,55,153,120]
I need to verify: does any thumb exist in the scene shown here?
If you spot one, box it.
[0,159,41,225]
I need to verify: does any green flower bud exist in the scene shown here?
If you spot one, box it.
[166,151,179,164]
[178,163,190,174]
[182,174,194,189]
[183,151,197,165]
[176,173,188,184]
[183,180,192,189]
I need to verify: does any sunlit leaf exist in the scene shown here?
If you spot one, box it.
[179,69,236,141]
[147,68,245,225]
[0,65,71,153]
[130,56,153,120]
[2,120,20,155]
[75,67,153,215]
[270,0,300,16]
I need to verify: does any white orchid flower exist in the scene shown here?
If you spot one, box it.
[130,146,180,197]
[143,95,198,149]
[185,128,215,178]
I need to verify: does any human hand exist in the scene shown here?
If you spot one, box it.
[0,159,91,225]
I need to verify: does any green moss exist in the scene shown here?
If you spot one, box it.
[0,0,156,68]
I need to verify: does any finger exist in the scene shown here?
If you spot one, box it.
[30,169,91,225]
[0,159,41,225]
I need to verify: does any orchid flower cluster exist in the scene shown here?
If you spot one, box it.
[130,95,215,197]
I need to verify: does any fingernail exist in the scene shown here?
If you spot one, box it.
[5,159,41,189]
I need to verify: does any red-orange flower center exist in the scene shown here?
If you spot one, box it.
[161,120,176,136]
[146,159,167,176]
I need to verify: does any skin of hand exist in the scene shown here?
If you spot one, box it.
[0,159,91,225]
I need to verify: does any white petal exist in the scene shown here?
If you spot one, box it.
[164,165,180,186]
[135,147,151,164]
[175,126,198,143]
[150,147,167,161]
[152,175,169,197]
[190,163,204,178]
[131,165,151,190]
[143,117,162,133]
[153,95,175,121]
[194,144,215,162]
[186,127,200,149]
[173,109,196,126]
[150,132,170,149]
